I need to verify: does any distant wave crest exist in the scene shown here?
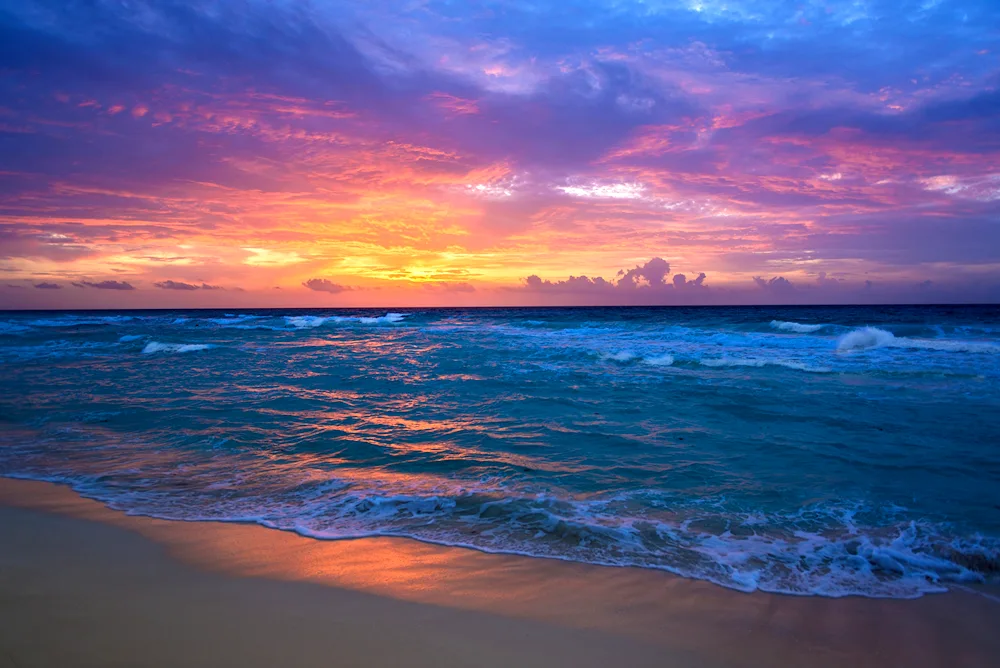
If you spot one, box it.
[699,357,832,373]
[644,353,675,366]
[142,341,213,354]
[770,320,825,333]
[285,312,410,329]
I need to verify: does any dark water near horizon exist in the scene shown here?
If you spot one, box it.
[1,305,999,598]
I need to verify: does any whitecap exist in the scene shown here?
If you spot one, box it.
[770,320,825,333]
[142,341,212,354]
[358,312,409,324]
[644,353,675,366]
[285,315,328,329]
[286,313,410,328]
[838,327,1000,354]
[837,327,896,351]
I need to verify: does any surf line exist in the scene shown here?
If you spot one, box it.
[949,583,1000,605]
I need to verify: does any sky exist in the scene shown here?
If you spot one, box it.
[1,0,999,308]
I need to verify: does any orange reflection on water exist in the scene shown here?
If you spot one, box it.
[4,476,999,668]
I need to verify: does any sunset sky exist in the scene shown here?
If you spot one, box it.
[2,0,999,307]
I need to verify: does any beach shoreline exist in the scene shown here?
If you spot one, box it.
[1,477,998,667]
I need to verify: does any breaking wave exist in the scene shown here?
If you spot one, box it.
[3,468,996,599]
[770,320,825,333]
[838,327,1000,353]
[284,312,410,329]
[142,342,213,354]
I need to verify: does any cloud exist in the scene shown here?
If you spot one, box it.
[524,274,617,294]
[523,257,709,303]
[303,278,351,293]
[617,257,671,288]
[73,280,135,290]
[673,273,706,288]
[753,276,796,296]
[154,280,199,290]
[153,280,224,291]
[33,282,62,289]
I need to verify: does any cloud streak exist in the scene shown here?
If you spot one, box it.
[72,280,136,291]
[303,279,351,294]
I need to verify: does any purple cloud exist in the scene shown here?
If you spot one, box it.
[154,280,199,291]
[33,282,62,289]
[753,276,796,296]
[74,280,135,290]
[303,278,351,293]
[523,258,710,304]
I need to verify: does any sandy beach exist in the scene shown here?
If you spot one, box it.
[0,478,997,667]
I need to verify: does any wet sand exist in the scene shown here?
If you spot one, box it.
[1,478,997,667]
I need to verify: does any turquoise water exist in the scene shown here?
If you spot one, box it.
[1,306,999,597]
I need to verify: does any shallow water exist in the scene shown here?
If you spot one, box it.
[1,305,998,598]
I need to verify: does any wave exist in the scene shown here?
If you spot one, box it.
[603,351,675,365]
[0,341,114,361]
[3,470,995,599]
[770,320,825,333]
[285,313,411,329]
[208,315,264,326]
[698,357,832,373]
[142,341,213,354]
[357,312,409,324]
[285,315,329,329]
[118,334,144,342]
[0,322,32,335]
[644,353,675,366]
[838,327,1000,354]
[602,350,637,363]
[28,316,133,328]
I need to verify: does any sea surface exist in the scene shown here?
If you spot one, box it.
[1,305,999,598]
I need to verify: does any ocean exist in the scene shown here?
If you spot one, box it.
[1,305,998,598]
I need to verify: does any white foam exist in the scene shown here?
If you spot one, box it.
[838,327,1000,353]
[285,316,328,329]
[837,327,896,351]
[603,351,637,362]
[142,341,212,354]
[771,320,824,333]
[284,313,410,329]
[358,312,409,324]
[644,353,675,366]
